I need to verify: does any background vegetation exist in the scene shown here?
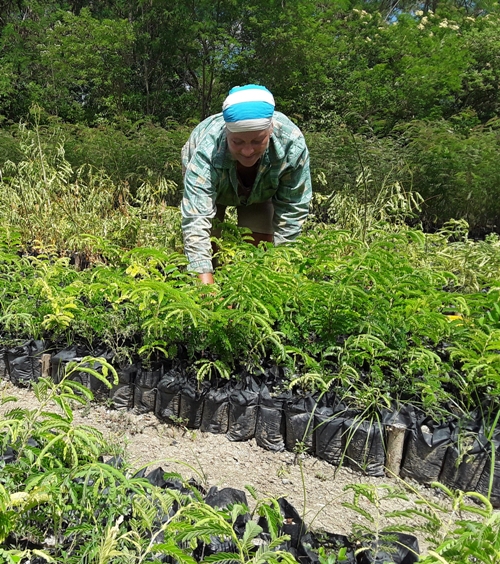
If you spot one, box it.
[0,0,499,236]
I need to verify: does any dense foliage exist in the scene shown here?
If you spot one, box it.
[0,1,499,233]
[0,155,499,422]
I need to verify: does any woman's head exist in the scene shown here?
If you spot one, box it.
[223,84,275,166]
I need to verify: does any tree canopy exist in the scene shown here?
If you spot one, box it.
[0,0,498,128]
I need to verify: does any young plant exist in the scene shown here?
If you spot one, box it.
[342,483,417,561]
[391,482,500,564]
[0,356,118,467]
[170,499,298,564]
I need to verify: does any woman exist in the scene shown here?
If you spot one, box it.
[181,84,312,284]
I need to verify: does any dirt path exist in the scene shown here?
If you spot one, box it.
[0,380,447,554]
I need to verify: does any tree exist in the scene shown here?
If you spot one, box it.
[0,4,134,123]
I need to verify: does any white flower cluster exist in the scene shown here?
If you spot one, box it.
[415,11,460,32]
[438,19,460,30]
[417,16,429,30]
[352,8,372,18]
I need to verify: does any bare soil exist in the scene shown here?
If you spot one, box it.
[0,380,449,554]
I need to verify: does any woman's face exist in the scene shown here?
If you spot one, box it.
[226,126,273,168]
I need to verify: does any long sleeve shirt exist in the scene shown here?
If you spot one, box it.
[181,111,312,273]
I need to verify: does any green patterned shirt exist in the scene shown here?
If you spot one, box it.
[181,111,312,274]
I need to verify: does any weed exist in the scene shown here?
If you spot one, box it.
[277,465,291,479]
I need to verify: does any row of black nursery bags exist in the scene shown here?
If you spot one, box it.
[51,345,115,400]
[153,369,389,476]
[4,345,500,505]
[136,467,421,564]
[1,341,116,390]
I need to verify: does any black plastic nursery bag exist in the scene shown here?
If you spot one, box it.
[144,466,169,489]
[298,531,356,564]
[200,380,232,434]
[51,346,82,383]
[227,375,260,442]
[7,340,46,386]
[178,377,208,429]
[474,430,500,508]
[314,406,346,467]
[438,412,488,493]
[356,532,420,564]
[51,345,113,398]
[204,487,249,545]
[276,497,306,550]
[75,354,114,399]
[284,394,317,454]
[204,486,250,525]
[193,487,250,560]
[400,416,454,484]
[0,346,8,380]
[109,362,139,410]
[155,369,183,423]
[254,384,290,452]
[134,364,163,414]
[343,417,386,477]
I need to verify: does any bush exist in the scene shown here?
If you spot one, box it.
[399,116,500,236]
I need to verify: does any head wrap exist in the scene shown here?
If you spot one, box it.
[222,84,275,132]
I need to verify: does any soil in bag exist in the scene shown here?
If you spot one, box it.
[155,368,183,423]
[356,532,420,564]
[400,416,455,485]
[284,394,317,455]
[109,362,140,410]
[7,340,46,386]
[227,375,260,442]
[134,363,163,414]
[255,383,291,452]
[200,379,232,434]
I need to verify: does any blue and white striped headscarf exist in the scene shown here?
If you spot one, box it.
[222,84,275,132]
